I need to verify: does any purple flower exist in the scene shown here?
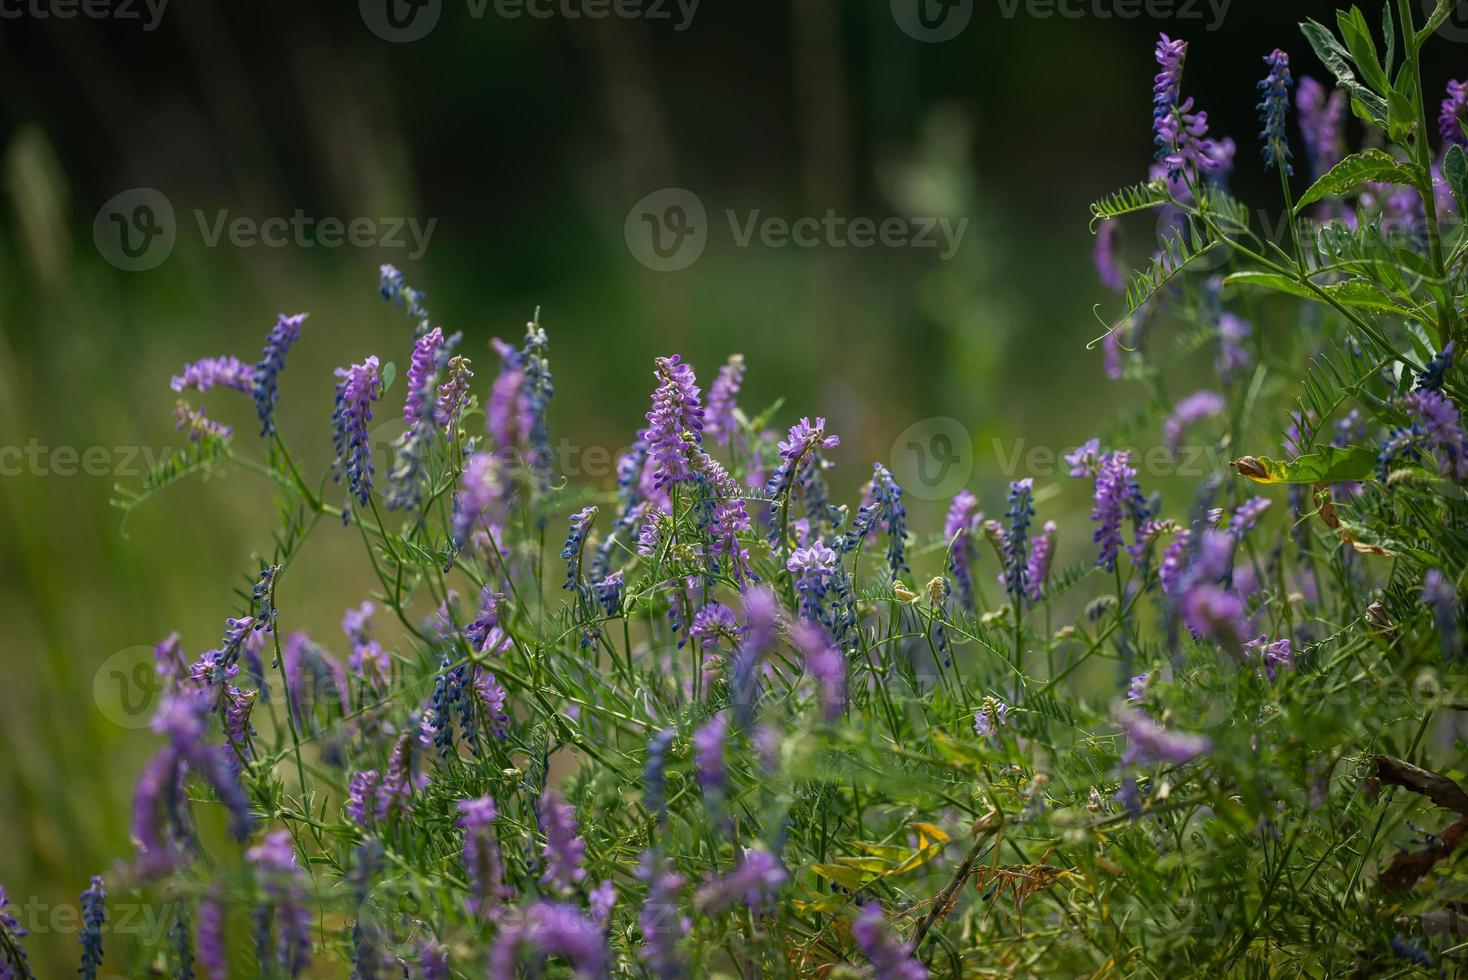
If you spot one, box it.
[1163,390,1225,452]
[690,602,739,647]
[458,795,506,916]
[247,830,313,977]
[645,354,704,489]
[0,885,30,980]
[198,893,225,980]
[252,313,307,437]
[694,711,728,795]
[973,696,1010,740]
[705,354,745,446]
[1418,342,1456,393]
[1297,76,1346,178]
[593,572,624,617]
[862,464,908,578]
[378,263,429,321]
[78,875,105,980]
[1424,570,1462,658]
[589,880,617,931]
[1003,479,1034,602]
[1127,672,1150,702]
[1065,438,1102,478]
[638,852,688,979]
[404,327,445,425]
[420,942,449,979]
[435,355,473,432]
[1245,634,1295,681]
[764,416,840,501]
[1230,497,1271,536]
[695,847,788,914]
[853,903,928,980]
[171,355,253,394]
[636,505,666,558]
[1093,218,1125,292]
[788,542,838,623]
[1405,388,1468,479]
[561,506,598,591]
[171,399,231,442]
[331,356,382,514]
[1216,312,1253,379]
[710,500,755,584]
[1091,450,1138,571]
[346,769,381,826]
[488,338,528,451]
[1025,521,1057,602]
[731,586,780,724]
[791,620,845,721]
[644,728,676,822]
[539,790,588,891]
[1257,49,1293,173]
[1441,79,1468,149]
[489,902,607,979]
[1153,34,1221,177]
[944,490,982,610]
[453,452,509,547]
[1116,706,1210,766]
[1181,583,1249,655]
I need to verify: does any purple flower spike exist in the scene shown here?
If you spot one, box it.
[252,313,307,437]
[1163,390,1225,452]
[404,327,445,426]
[973,696,1010,740]
[853,903,928,980]
[1116,706,1210,766]
[458,795,506,916]
[171,355,253,394]
[694,711,729,795]
[1441,79,1468,149]
[1181,583,1249,655]
[1405,389,1468,480]
[705,353,746,446]
[1152,34,1221,177]
[1297,76,1346,178]
[331,356,382,515]
[1094,218,1125,292]
[1230,497,1271,537]
[1092,450,1138,572]
[539,790,588,891]
[791,620,845,721]
[1026,520,1057,602]
[695,846,788,914]
[246,830,313,977]
[645,354,704,489]
[489,902,607,979]
[638,852,688,979]
[79,875,105,980]
[1257,49,1293,174]
[1245,634,1295,681]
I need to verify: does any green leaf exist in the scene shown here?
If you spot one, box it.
[1294,149,1426,212]
[1300,19,1390,128]
[1337,7,1388,94]
[1230,445,1377,485]
[1223,271,1417,317]
[380,360,397,393]
[1381,3,1395,77]
[1446,145,1468,216]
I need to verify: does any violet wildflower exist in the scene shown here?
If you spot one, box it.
[636,505,666,558]
[378,263,429,322]
[944,490,982,611]
[0,886,31,980]
[1182,583,1250,655]
[1230,496,1271,536]
[1026,520,1057,602]
[1127,672,1150,702]
[155,631,188,688]
[331,356,382,516]
[705,353,745,446]
[973,696,1010,740]
[1423,570,1462,658]
[638,853,688,979]
[765,416,840,502]
[853,903,928,980]
[561,506,598,590]
[1163,390,1225,452]
[694,711,728,795]
[1405,388,1468,479]
[420,943,449,980]
[644,728,676,822]
[1153,34,1220,177]
[252,313,307,437]
[489,902,607,979]
[594,571,624,616]
[787,541,838,624]
[1093,218,1126,292]
[376,728,419,822]
[453,452,509,548]
[1296,76,1346,178]
[1418,342,1455,393]
[1441,79,1468,149]
[1216,312,1253,379]
[695,846,788,915]
[1092,450,1138,571]
[1065,438,1102,478]
[690,602,739,647]
[79,875,105,980]
[539,790,588,891]
[1257,49,1293,174]
[197,894,225,980]
[247,830,313,977]
[465,589,510,657]
[1003,478,1034,602]
[171,355,253,394]
[173,400,232,442]
[710,500,755,584]
[520,321,556,485]
[731,586,780,724]
[458,795,506,916]
[1116,706,1210,766]
[863,464,909,578]
[589,880,617,932]
[645,354,704,489]
[435,355,473,432]
[1245,634,1295,681]
[346,769,381,827]
[791,620,845,721]
[404,327,444,425]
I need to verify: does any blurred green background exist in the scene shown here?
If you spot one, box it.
[0,0,1456,971]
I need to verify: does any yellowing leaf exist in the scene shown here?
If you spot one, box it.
[1231,446,1376,485]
